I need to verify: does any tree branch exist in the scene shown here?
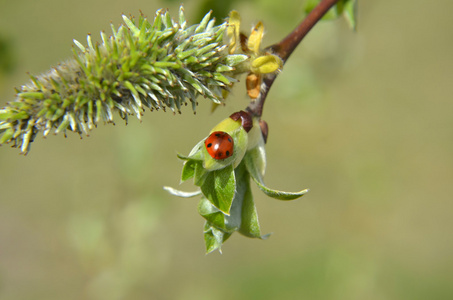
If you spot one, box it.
[246,0,339,118]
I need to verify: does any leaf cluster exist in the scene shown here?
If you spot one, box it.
[165,116,308,253]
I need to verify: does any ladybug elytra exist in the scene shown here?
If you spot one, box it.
[204,131,234,160]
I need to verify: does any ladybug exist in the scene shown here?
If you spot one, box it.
[205,131,234,160]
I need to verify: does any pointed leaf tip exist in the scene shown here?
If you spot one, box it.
[163,186,201,198]
[252,177,309,200]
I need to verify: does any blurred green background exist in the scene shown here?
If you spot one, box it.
[0,0,452,299]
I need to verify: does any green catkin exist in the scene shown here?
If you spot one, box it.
[0,7,249,154]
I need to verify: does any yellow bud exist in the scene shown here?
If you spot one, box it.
[227,11,241,54]
[251,54,283,74]
[247,22,264,54]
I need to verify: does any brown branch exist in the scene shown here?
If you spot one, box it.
[246,0,339,118]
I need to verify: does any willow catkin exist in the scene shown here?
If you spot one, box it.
[0,7,249,154]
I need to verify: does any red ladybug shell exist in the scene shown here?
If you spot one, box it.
[204,131,234,160]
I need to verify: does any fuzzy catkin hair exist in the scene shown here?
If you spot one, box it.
[0,7,249,154]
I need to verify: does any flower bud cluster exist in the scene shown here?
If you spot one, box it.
[0,7,249,154]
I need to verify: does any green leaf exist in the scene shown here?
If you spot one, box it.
[178,140,205,161]
[203,222,232,254]
[233,162,267,238]
[200,164,235,214]
[194,161,209,186]
[181,159,196,182]
[197,162,268,240]
[163,186,201,198]
[238,174,267,238]
[244,151,309,201]
[198,197,227,231]
[343,0,357,30]
[245,142,266,178]
[252,178,309,201]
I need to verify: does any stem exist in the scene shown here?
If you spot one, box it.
[246,0,339,118]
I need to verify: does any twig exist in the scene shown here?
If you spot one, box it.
[247,0,339,118]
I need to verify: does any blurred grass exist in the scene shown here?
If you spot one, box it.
[1,0,452,299]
